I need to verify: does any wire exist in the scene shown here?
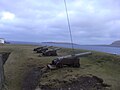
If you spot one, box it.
[64,0,74,54]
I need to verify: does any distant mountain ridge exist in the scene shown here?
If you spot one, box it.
[111,40,120,47]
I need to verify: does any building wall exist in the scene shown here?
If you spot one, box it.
[0,39,5,44]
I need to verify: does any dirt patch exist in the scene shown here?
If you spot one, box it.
[40,74,111,90]
[22,66,48,90]
[0,52,11,64]
[22,67,43,90]
[22,67,111,90]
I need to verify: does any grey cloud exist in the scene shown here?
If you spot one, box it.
[0,0,120,44]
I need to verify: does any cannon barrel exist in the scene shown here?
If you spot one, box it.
[74,52,92,57]
[42,48,61,56]
[36,46,53,53]
[46,48,61,52]
[37,46,50,51]
[36,45,47,49]
[47,46,53,48]
[59,52,92,59]
[33,46,47,51]
[53,48,61,51]
[41,46,53,50]
[39,45,47,49]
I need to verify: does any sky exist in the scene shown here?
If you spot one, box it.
[0,0,120,45]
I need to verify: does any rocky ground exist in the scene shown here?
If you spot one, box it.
[39,74,111,90]
[22,66,111,90]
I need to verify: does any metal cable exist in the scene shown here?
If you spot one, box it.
[64,0,74,54]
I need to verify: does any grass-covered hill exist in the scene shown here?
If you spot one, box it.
[0,44,120,90]
[111,40,120,47]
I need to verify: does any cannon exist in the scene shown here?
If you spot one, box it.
[47,52,92,69]
[42,48,61,56]
[36,46,53,53]
[33,46,47,51]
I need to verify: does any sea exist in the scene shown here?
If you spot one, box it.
[10,41,120,55]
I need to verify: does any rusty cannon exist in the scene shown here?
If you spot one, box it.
[42,48,61,56]
[47,52,92,69]
[36,46,53,53]
[33,46,47,51]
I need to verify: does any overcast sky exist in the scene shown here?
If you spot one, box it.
[0,0,120,44]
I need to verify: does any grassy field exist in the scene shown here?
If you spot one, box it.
[0,44,120,90]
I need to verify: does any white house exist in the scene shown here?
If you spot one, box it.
[0,38,5,44]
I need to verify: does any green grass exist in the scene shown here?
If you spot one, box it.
[0,44,120,90]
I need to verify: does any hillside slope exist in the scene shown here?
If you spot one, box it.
[111,40,120,47]
[0,44,120,90]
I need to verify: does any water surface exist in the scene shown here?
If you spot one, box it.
[41,43,120,55]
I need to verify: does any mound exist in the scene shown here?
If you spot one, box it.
[40,74,110,90]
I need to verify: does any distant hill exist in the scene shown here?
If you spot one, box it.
[111,40,120,47]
